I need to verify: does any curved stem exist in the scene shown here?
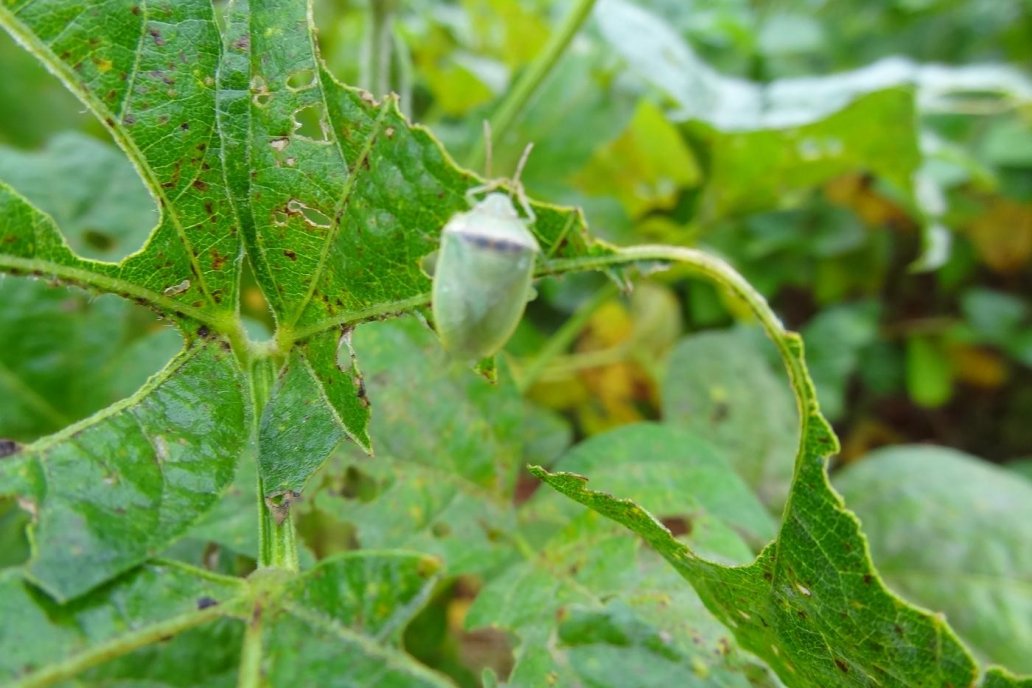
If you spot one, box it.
[466,0,599,169]
[541,245,816,429]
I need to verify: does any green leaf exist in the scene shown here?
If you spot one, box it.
[596,0,1032,133]
[1,551,451,686]
[0,1,242,323]
[257,551,455,687]
[283,550,443,642]
[216,0,600,340]
[468,422,783,685]
[905,334,954,408]
[82,619,245,688]
[541,423,776,552]
[835,446,1032,674]
[593,0,1031,265]
[468,511,774,687]
[662,328,797,508]
[0,279,182,441]
[533,294,1003,686]
[689,88,920,221]
[258,348,352,496]
[0,560,246,686]
[313,318,523,576]
[0,343,249,601]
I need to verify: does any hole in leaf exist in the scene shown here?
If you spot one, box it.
[286,68,316,91]
[660,515,693,537]
[292,103,329,142]
[0,498,31,568]
[287,199,332,228]
[250,75,271,107]
[339,465,379,502]
[419,250,438,279]
[82,229,115,252]
[239,258,275,335]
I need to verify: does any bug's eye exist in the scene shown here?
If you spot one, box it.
[431,194,540,361]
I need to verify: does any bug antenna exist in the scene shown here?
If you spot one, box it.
[482,120,494,179]
[513,143,534,187]
[510,143,536,223]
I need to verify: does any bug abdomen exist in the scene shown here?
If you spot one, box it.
[432,231,536,360]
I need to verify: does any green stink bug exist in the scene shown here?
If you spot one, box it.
[432,145,540,360]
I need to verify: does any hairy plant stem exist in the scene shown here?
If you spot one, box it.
[251,357,299,571]
[466,0,598,169]
[237,603,264,688]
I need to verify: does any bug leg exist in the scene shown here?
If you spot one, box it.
[511,143,536,223]
[464,180,503,206]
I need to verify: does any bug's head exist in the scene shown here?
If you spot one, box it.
[477,192,520,219]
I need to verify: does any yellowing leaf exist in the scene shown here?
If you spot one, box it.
[575,100,700,218]
[967,197,1032,274]
[823,173,914,228]
[948,343,1009,389]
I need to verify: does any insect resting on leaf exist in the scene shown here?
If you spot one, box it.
[432,142,540,361]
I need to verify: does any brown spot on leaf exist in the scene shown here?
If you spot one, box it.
[660,515,692,536]
[0,439,22,459]
[357,378,369,407]
[210,249,226,271]
[834,659,848,673]
[192,179,208,191]
[283,249,297,261]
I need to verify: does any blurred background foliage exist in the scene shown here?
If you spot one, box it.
[1,0,1031,683]
[324,0,1028,464]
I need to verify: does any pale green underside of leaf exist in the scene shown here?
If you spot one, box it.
[313,318,525,576]
[0,343,250,602]
[661,327,798,510]
[533,324,1029,685]
[0,560,247,686]
[476,423,755,686]
[835,446,1032,674]
[1,551,452,687]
